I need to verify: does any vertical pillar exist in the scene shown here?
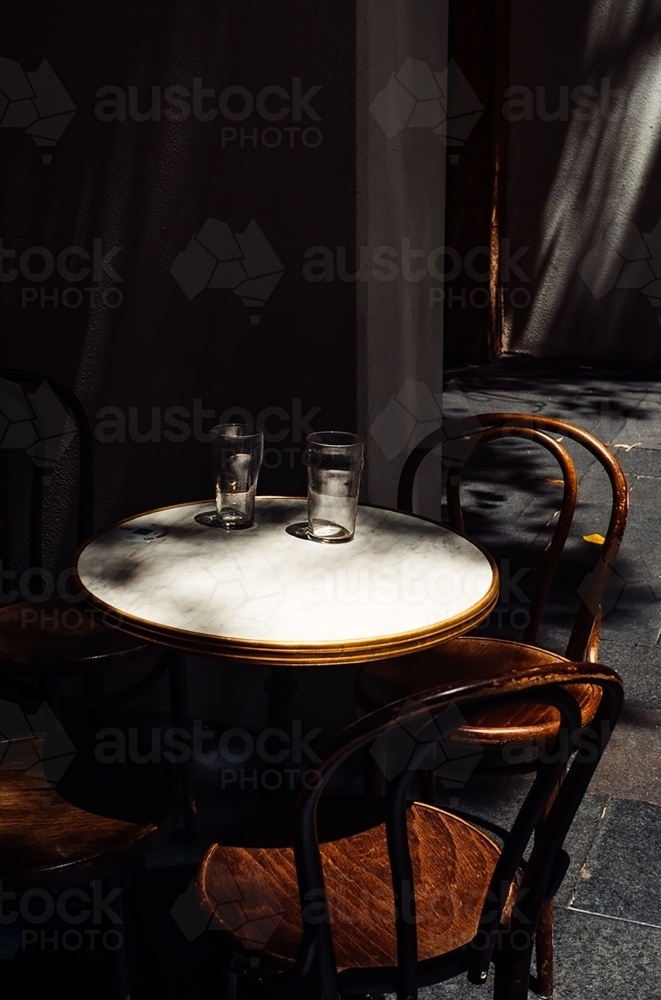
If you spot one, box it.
[356,0,448,519]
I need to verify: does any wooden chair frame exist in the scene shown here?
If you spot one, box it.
[0,371,197,837]
[397,412,629,661]
[0,369,173,706]
[205,663,622,1000]
[353,412,628,998]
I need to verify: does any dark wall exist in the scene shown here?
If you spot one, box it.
[505,0,661,361]
[1,1,357,576]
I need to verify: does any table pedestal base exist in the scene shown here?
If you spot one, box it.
[263,667,300,797]
[265,667,299,732]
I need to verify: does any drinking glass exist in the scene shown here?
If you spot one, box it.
[196,424,263,529]
[305,431,364,542]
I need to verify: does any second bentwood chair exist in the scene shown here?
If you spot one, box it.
[0,371,196,833]
[196,662,623,1000]
[353,412,629,999]
[0,726,181,999]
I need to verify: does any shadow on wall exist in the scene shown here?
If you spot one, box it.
[506,0,661,362]
[0,1,357,574]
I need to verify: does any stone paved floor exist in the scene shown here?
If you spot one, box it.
[2,356,660,998]
[416,356,661,999]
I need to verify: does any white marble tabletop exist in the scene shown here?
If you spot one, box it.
[75,498,498,665]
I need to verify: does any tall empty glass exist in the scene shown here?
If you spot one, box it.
[211,424,263,529]
[306,432,364,542]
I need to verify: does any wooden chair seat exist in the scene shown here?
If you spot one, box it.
[0,733,180,889]
[357,637,603,746]
[196,665,623,998]
[0,597,151,676]
[199,801,504,971]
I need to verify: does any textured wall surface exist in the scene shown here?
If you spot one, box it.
[1,1,448,736]
[0,1,357,729]
[505,0,661,361]
[357,0,447,519]
[1,1,356,562]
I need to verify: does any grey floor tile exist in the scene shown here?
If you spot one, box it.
[146,838,205,870]
[536,399,628,441]
[408,973,488,998]
[597,640,661,708]
[587,704,661,805]
[402,361,661,999]
[608,445,661,478]
[617,391,661,450]
[442,381,545,418]
[577,456,632,507]
[627,474,661,510]
[434,779,605,912]
[434,772,533,838]
[556,791,609,908]
[551,906,661,999]
[601,608,661,649]
[569,799,661,926]
[389,907,661,999]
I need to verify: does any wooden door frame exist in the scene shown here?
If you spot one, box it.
[444,0,510,368]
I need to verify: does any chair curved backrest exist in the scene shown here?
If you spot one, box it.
[0,370,93,585]
[397,413,629,662]
[290,661,623,1000]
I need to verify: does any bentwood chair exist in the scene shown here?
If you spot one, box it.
[196,661,623,1000]
[0,371,196,833]
[0,720,180,999]
[353,412,629,998]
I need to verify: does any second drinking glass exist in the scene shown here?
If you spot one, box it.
[305,431,364,542]
[207,423,264,529]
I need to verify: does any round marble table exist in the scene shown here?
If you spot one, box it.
[74,497,498,666]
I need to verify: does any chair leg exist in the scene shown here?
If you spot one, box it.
[535,899,554,999]
[364,745,386,796]
[265,667,299,737]
[221,967,238,1000]
[263,667,300,799]
[166,651,199,842]
[83,671,104,734]
[40,676,63,723]
[494,933,535,1000]
[533,773,563,999]
[125,859,148,952]
[103,872,131,1000]
[420,769,436,805]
